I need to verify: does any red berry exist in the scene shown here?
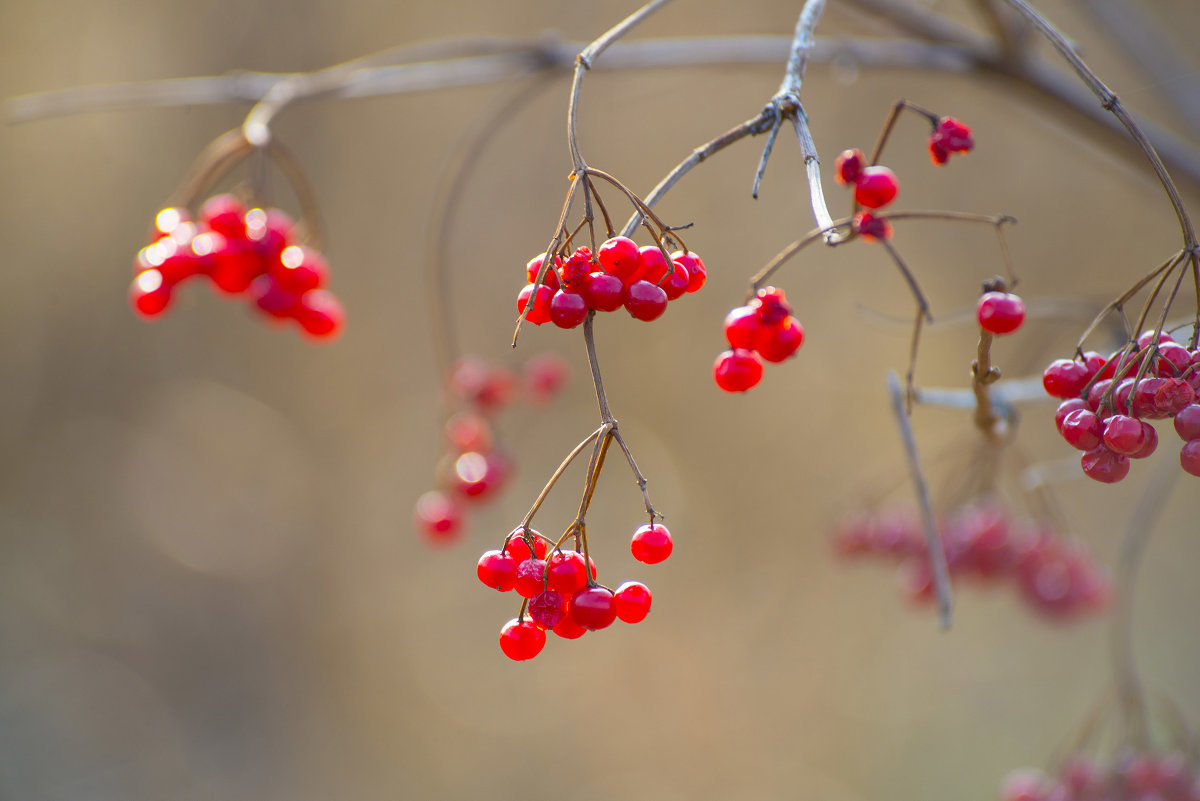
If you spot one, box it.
[130,269,173,318]
[713,349,763,393]
[528,590,567,629]
[1055,398,1088,431]
[549,289,589,329]
[414,490,462,545]
[723,305,766,351]
[582,271,625,312]
[1043,359,1090,399]
[976,291,1025,335]
[504,530,548,562]
[274,245,328,294]
[834,149,864,185]
[514,558,548,598]
[624,280,668,321]
[1154,378,1194,416]
[757,316,804,363]
[752,286,792,326]
[199,194,247,239]
[633,245,672,286]
[499,617,545,660]
[552,615,588,639]
[1081,446,1130,483]
[1103,414,1148,455]
[296,289,345,341]
[661,263,690,301]
[1156,342,1193,376]
[928,116,974,165]
[614,581,652,623]
[250,274,301,320]
[854,165,899,209]
[516,283,554,325]
[1174,404,1200,441]
[597,236,640,284]
[208,234,264,294]
[670,251,706,293]
[1181,439,1200,476]
[568,586,617,630]
[477,549,517,591]
[558,247,592,290]
[245,207,294,264]
[1129,423,1158,459]
[546,550,594,594]
[631,523,673,564]
[1060,409,1104,451]
[526,253,560,289]
[854,211,892,241]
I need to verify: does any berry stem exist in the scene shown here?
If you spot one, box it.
[519,424,607,529]
[886,371,954,628]
[612,429,659,523]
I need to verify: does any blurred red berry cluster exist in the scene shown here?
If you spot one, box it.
[1001,750,1200,801]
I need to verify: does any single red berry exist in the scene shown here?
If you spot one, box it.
[723,306,766,351]
[1103,414,1148,455]
[549,289,589,329]
[499,617,545,660]
[631,523,673,564]
[976,291,1026,335]
[1129,423,1158,459]
[414,490,462,545]
[1086,379,1113,414]
[516,283,554,325]
[568,586,617,630]
[526,253,560,289]
[558,247,592,290]
[1174,404,1200,441]
[1154,377,1194,416]
[1055,398,1088,431]
[614,581,652,623]
[670,251,706,293]
[1180,439,1200,476]
[834,149,864,185]
[624,280,668,321]
[854,165,899,209]
[1155,342,1192,376]
[1130,377,1168,418]
[1060,409,1104,451]
[1137,329,1174,349]
[756,316,804,363]
[504,530,548,562]
[528,590,567,629]
[582,271,625,312]
[1043,359,1090,399]
[633,245,672,286]
[597,236,640,284]
[854,211,892,241]
[546,550,592,594]
[129,268,175,318]
[552,615,587,640]
[661,263,690,301]
[477,549,517,591]
[713,349,764,393]
[296,289,345,341]
[1081,446,1130,483]
[273,245,328,294]
[514,557,548,598]
[199,194,248,239]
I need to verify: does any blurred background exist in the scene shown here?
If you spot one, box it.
[2,1,1199,799]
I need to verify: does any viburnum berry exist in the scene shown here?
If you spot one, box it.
[1129,423,1158,459]
[614,581,653,623]
[296,289,345,341]
[477,549,517,591]
[752,286,792,326]
[513,557,548,598]
[660,263,690,301]
[834,149,864,185]
[504,530,548,563]
[670,250,706,293]
[713,348,764,393]
[633,245,673,286]
[552,615,587,640]
[199,194,247,238]
[624,280,668,321]
[414,490,463,545]
[1043,359,1091,399]
[274,245,327,294]
[1060,409,1104,451]
[549,289,589,329]
[1174,404,1200,440]
[1055,398,1088,431]
[1081,446,1130,483]
[558,247,592,290]
[546,550,594,594]
[976,291,1025,335]
[723,306,766,350]
[130,269,173,318]
[928,116,974,165]
[597,236,640,284]
[582,271,625,312]
[517,283,554,325]
[1102,415,1149,455]
[526,253,560,289]
[756,316,804,363]
[854,165,899,209]
[568,586,617,630]
[498,617,545,660]
[853,211,892,241]
[631,523,673,564]
[528,590,567,629]
[1181,439,1200,476]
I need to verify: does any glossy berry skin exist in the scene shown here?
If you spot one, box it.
[1060,409,1103,451]
[976,291,1026,335]
[723,306,766,350]
[752,287,791,326]
[499,618,546,660]
[1043,359,1091,399]
[757,317,804,363]
[1081,446,1130,483]
[1129,423,1158,459]
[713,349,764,393]
[477,549,517,591]
[624,280,668,321]
[517,283,554,325]
[834,149,864,185]
[854,166,899,209]
[513,558,548,598]
[1181,439,1200,476]
[1102,415,1148,455]
[1055,398,1088,431]
[273,245,327,294]
[552,615,588,640]
[549,289,589,329]
[528,590,567,629]
[1175,404,1200,441]
[546,550,593,594]
[614,581,652,623]
[660,264,690,301]
[633,246,673,286]
[568,586,617,630]
[505,533,547,563]
[631,523,673,564]
[671,251,706,293]
[526,253,560,289]
[582,271,625,312]
[598,236,640,284]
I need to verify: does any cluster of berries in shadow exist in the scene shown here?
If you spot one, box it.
[1001,750,1200,801]
[834,502,1110,620]
[518,236,706,327]
[413,354,570,546]
[713,287,804,392]
[130,195,343,340]
[477,522,672,660]
[1044,331,1200,483]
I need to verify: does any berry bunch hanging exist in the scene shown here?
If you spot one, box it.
[713,286,804,393]
[1001,749,1200,801]
[1044,330,1200,483]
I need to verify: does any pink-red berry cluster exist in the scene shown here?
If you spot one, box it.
[834,503,1110,620]
[518,237,706,327]
[414,354,570,547]
[478,522,672,660]
[713,287,804,393]
[1001,751,1200,801]
[835,149,902,243]
[1043,331,1200,483]
[928,116,975,165]
[130,195,343,340]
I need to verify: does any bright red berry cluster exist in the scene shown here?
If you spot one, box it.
[1001,751,1199,801]
[928,116,974,165]
[713,287,804,393]
[414,354,570,546]
[130,195,343,340]
[834,502,1110,620]
[1044,331,1200,483]
[976,291,1026,335]
[518,237,706,327]
[478,522,671,660]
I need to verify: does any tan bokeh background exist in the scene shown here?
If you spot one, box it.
[2,1,1199,799]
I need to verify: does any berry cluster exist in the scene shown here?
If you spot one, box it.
[927,116,975,165]
[835,148,902,242]
[477,522,672,660]
[518,237,706,327]
[834,503,1110,620]
[413,354,570,546]
[1001,751,1200,801]
[712,287,804,392]
[130,195,343,340]
[1044,331,1200,483]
